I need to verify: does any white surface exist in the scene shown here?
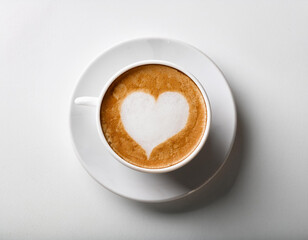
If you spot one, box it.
[0,0,308,239]
[69,38,235,200]
[121,91,189,158]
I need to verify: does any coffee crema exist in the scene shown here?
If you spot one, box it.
[100,64,207,169]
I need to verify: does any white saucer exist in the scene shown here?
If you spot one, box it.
[69,38,237,203]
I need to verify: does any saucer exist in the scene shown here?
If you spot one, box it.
[69,38,237,202]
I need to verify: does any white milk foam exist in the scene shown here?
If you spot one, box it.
[120,91,189,158]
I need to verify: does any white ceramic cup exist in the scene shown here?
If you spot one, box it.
[74,60,211,173]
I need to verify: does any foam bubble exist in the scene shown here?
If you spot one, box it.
[120,91,189,158]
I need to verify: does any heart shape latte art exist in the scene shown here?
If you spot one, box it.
[120,91,189,158]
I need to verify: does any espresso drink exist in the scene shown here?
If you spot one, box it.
[100,64,207,169]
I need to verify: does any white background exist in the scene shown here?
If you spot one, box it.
[1,1,308,239]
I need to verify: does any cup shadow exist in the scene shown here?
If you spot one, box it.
[130,96,245,213]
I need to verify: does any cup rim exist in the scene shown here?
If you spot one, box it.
[95,60,211,173]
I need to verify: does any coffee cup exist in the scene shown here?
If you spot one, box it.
[74,60,211,173]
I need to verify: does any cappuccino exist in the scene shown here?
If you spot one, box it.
[100,64,207,169]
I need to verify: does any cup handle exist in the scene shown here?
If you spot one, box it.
[74,97,98,107]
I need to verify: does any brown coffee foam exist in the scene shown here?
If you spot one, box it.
[100,64,207,169]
